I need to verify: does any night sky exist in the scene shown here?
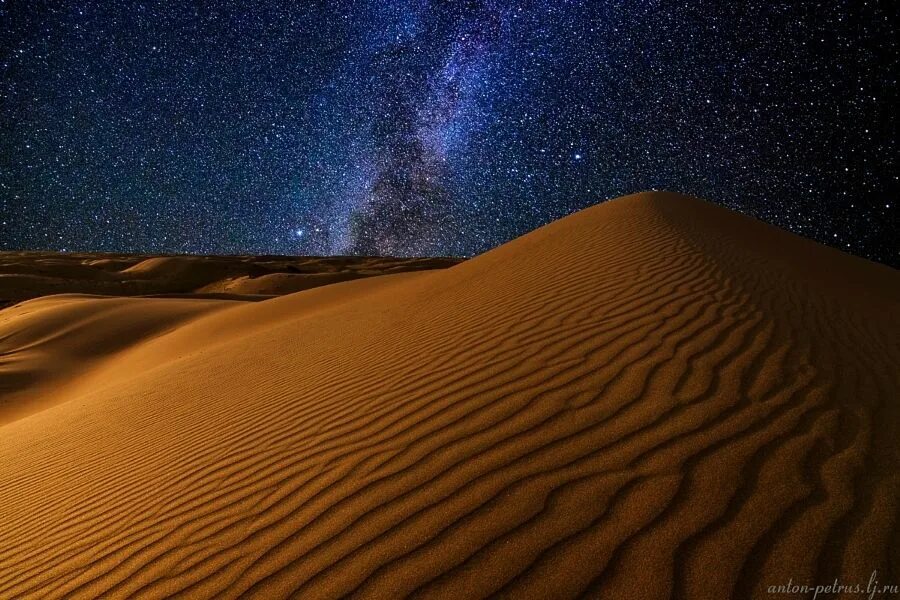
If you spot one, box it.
[1,1,896,265]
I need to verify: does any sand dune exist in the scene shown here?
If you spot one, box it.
[0,294,239,423]
[0,192,897,599]
[0,252,461,308]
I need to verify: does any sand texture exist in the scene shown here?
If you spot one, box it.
[0,192,897,599]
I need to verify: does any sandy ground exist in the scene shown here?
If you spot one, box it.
[0,192,897,599]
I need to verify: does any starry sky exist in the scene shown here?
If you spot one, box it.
[1,1,896,265]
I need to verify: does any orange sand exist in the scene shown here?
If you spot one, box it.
[0,192,897,599]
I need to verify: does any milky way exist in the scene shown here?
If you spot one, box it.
[303,1,506,256]
[1,1,896,266]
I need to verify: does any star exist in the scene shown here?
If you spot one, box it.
[0,0,893,266]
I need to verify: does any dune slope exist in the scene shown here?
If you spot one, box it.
[0,294,242,423]
[0,192,897,599]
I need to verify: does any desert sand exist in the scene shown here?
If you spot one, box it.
[0,192,897,599]
[0,253,461,309]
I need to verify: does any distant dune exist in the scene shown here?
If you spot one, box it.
[0,192,897,599]
[0,252,462,309]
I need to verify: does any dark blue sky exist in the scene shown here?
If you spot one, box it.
[1,1,896,265]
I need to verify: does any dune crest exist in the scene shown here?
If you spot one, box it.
[0,192,897,599]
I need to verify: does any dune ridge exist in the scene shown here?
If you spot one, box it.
[0,192,897,599]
